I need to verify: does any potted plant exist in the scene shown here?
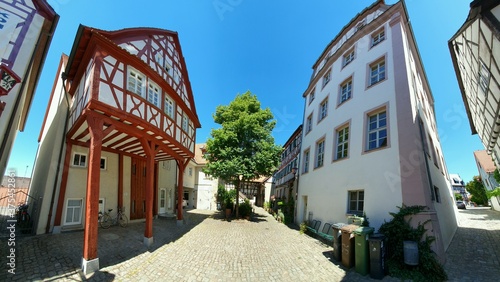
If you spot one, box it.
[217,186,234,220]
[239,199,252,220]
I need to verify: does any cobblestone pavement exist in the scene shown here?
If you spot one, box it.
[1,206,499,281]
[443,207,500,282]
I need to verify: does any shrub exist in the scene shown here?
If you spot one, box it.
[299,222,308,234]
[239,199,252,218]
[378,205,447,282]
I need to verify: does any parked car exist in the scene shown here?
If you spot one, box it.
[456,201,466,209]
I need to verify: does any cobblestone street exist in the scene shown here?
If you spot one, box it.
[443,207,500,281]
[1,206,499,281]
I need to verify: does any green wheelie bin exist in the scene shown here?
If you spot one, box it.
[353,226,374,275]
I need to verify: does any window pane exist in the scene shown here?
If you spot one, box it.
[369,140,377,150]
[68,199,80,207]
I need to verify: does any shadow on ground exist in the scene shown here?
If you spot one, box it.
[0,209,213,281]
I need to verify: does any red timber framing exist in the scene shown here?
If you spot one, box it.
[53,25,200,274]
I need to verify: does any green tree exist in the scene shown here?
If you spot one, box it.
[466,176,488,206]
[203,91,282,217]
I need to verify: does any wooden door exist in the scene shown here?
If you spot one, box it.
[130,158,146,219]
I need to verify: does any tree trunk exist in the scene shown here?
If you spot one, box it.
[235,179,240,218]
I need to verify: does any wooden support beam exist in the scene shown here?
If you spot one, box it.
[82,116,103,263]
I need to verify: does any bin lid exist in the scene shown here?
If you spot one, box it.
[353,226,375,235]
[332,223,347,229]
[368,233,386,241]
[340,224,359,233]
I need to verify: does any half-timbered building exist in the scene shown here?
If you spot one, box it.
[0,0,58,177]
[29,25,200,274]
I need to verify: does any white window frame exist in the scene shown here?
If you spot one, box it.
[371,29,385,47]
[147,81,161,108]
[72,153,87,167]
[182,113,189,132]
[308,88,315,104]
[343,50,355,67]
[340,79,352,104]
[100,157,107,170]
[348,190,364,215]
[369,59,386,86]
[479,59,490,93]
[315,139,325,169]
[303,149,310,174]
[64,198,83,225]
[306,114,313,134]
[127,68,145,97]
[367,110,387,151]
[335,125,349,160]
[322,70,331,88]
[318,98,328,122]
[164,94,175,118]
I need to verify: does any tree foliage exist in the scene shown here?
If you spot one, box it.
[486,169,500,199]
[466,176,488,205]
[203,91,282,216]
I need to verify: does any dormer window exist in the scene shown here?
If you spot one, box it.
[355,19,366,32]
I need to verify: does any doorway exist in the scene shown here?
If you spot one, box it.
[130,158,146,220]
[159,188,166,214]
[302,195,308,223]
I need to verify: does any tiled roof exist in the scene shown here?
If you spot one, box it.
[474,150,497,173]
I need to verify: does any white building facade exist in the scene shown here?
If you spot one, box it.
[297,0,457,262]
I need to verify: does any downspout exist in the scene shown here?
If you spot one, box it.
[45,72,71,233]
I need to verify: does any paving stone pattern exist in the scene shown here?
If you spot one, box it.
[1,206,499,281]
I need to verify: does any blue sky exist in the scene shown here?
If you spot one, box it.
[6,0,483,183]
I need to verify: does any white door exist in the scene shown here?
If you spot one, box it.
[159,188,166,213]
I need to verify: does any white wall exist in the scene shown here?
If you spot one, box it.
[298,18,404,229]
[157,160,176,214]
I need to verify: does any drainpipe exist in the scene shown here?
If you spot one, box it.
[45,72,71,233]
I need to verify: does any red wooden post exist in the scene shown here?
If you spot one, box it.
[82,115,103,274]
[141,139,158,246]
[144,150,155,242]
[176,160,184,222]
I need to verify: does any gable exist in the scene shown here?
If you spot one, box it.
[113,32,193,112]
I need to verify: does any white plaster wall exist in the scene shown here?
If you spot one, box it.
[157,160,176,213]
[62,146,119,228]
[29,64,68,234]
[122,156,131,218]
[194,167,217,210]
[298,19,405,229]
[183,162,195,188]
